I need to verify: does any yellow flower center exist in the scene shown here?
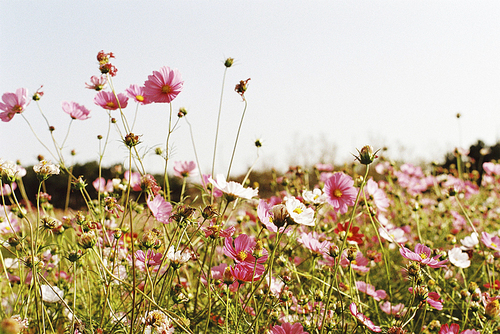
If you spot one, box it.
[333,189,343,198]
[236,251,248,261]
[106,102,116,108]
[492,242,498,248]
[12,105,22,112]
[293,207,303,214]
[419,253,427,259]
[136,95,144,102]
[162,85,172,94]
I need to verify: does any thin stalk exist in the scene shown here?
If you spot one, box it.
[226,99,248,179]
[211,67,229,194]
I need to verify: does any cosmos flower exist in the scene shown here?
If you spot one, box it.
[439,323,460,334]
[481,232,500,252]
[0,88,30,122]
[323,173,357,214]
[61,101,91,120]
[209,174,258,201]
[147,195,172,224]
[125,84,151,105]
[349,302,381,332]
[355,281,387,301]
[94,91,128,110]
[380,301,405,316]
[173,161,197,178]
[85,75,107,91]
[224,234,268,266]
[364,179,389,212]
[448,247,470,268]
[40,285,64,303]
[270,322,309,334]
[143,66,184,103]
[297,232,330,256]
[399,243,448,268]
[284,196,315,226]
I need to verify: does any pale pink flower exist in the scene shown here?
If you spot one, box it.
[399,243,448,268]
[143,66,184,103]
[166,246,191,267]
[85,75,107,91]
[460,232,479,250]
[460,330,481,334]
[297,232,330,256]
[134,249,163,269]
[380,301,405,315]
[323,173,357,214]
[481,232,500,252]
[61,101,91,120]
[173,161,197,178]
[364,179,389,212]
[483,162,500,176]
[125,84,151,105]
[147,195,172,224]
[1,182,16,196]
[124,171,142,191]
[202,174,223,197]
[314,163,334,172]
[338,250,370,273]
[355,281,387,301]
[0,88,30,122]
[92,177,114,193]
[349,302,381,332]
[94,91,128,110]
[270,322,309,334]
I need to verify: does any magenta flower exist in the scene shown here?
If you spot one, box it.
[230,262,264,283]
[355,281,387,301]
[409,287,443,310]
[143,66,184,103]
[173,161,197,178]
[323,173,357,214]
[85,75,107,91]
[349,302,381,332]
[94,91,128,110]
[399,243,448,268]
[439,324,460,334]
[0,88,30,122]
[134,249,163,268]
[61,101,91,120]
[481,232,500,252]
[147,195,172,224]
[124,171,142,191]
[125,84,151,105]
[270,322,309,334]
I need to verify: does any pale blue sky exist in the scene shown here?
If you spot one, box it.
[2,1,500,176]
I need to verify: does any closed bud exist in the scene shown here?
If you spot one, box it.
[486,299,500,319]
[124,133,140,147]
[253,240,264,259]
[346,246,357,262]
[79,231,97,249]
[202,205,218,220]
[224,58,234,68]
[355,145,378,165]
[271,204,289,228]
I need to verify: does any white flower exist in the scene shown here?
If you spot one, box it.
[0,160,17,183]
[166,246,191,267]
[33,160,60,178]
[302,188,327,205]
[460,232,479,250]
[284,196,315,226]
[4,258,19,269]
[448,247,470,268]
[209,174,258,200]
[40,284,64,303]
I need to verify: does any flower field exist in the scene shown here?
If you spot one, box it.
[1,51,499,334]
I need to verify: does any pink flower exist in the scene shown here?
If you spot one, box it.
[481,232,500,252]
[94,91,128,110]
[439,324,460,334]
[143,66,184,103]
[202,174,223,198]
[399,243,448,268]
[364,179,389,212]
[230,262,264,283]
[270,322,309,334]
[297,232,331,256]
[61,101,91,120]
[124,171,142,191]
[85,75,107,91]
[323,173,357,214]
[1,182,16,196]
[147,195,172,224]
[224,234,268,266]
[92,177,113,193]
[125,84,151,105]
[380,301,405,315]
[134,249,163,268]
[0,88,30,122]
[460,330,481,334]
[173,161,197,178]
[349,302,381,332]
[355,281,387,301]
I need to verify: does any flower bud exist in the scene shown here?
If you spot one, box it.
[346,246,357,262]
[271,204,289,228]
[67,249,84,262]
[486,299,500,319]
[224,58,234,68]
[202,205,218,220]
[124,133,140,147]
[79,231,97,249]
[355,145,378,165]
[253,240,264,259]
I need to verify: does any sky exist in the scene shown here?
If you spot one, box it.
[2,1,500,177]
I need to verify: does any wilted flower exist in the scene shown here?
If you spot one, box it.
[235,78,250,100]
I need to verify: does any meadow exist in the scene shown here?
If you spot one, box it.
[0,51,498,334]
